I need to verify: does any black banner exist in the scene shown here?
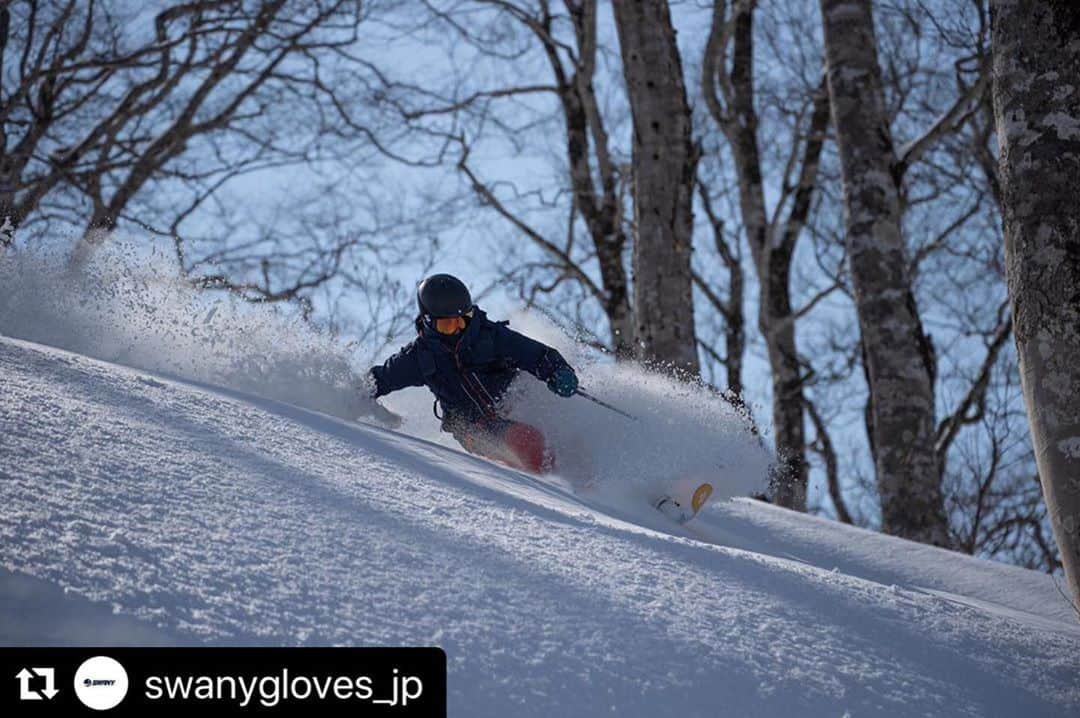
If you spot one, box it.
[0,647,446,717]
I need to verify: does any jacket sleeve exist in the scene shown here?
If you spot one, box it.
[494,323,572,381]
[369,341,426,398]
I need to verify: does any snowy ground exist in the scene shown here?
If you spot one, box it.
[2,335,1078,717]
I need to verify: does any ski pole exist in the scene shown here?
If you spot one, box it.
[574,388,638,422]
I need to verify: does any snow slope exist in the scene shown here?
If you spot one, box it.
[2,335,1078,717]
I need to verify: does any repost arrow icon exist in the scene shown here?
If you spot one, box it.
[35,667,58,700]
[15,667,57,700]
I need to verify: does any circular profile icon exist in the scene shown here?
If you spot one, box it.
[73,656,129,711]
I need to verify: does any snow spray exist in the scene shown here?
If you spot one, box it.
[0,238,372,421]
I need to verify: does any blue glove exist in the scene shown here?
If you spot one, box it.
[547,365,578,398]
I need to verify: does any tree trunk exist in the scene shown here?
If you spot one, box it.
[725,260,745,399]
[991,0,1080,608]
[560,0,635,358]
[593,234,636,357]
[0,180,15,249]
[702,1,824,509]
[821,0,949,546]
[0,3,12,247]
[612,0,699,376]
[695,183,746,398]
[728,67,808,505]
[764,242,809,509]
[734,2,809,511]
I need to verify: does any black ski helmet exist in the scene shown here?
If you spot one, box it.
[417,273,472,318]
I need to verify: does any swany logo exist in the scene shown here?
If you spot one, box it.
[73,656,128,710]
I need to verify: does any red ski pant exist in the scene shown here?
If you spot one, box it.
[445,416,552,474]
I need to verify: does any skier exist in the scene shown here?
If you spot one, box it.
[367,273,579,474]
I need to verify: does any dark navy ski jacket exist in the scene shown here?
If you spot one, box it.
[369,308,571,423]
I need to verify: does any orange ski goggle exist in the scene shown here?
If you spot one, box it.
[433,311,471,335]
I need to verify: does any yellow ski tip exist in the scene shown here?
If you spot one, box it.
[691,483,714,514]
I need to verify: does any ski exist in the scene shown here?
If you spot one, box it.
[655,482,714,524]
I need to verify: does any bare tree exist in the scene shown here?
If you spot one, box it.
[370,1,638,355]
[0,1,431,334]
[991,0,1080,607]
[0,0,132,238]
[0,1,367,245]
[943,370,1061,573]
[820,0,949,546]
[799,0,1061,566]
[701,0,831,510]
[72,1,365,259]
[694,180,746,398]
[455,0,636,356]
[612,0,699,375]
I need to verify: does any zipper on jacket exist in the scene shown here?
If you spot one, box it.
[454,343,497,419]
